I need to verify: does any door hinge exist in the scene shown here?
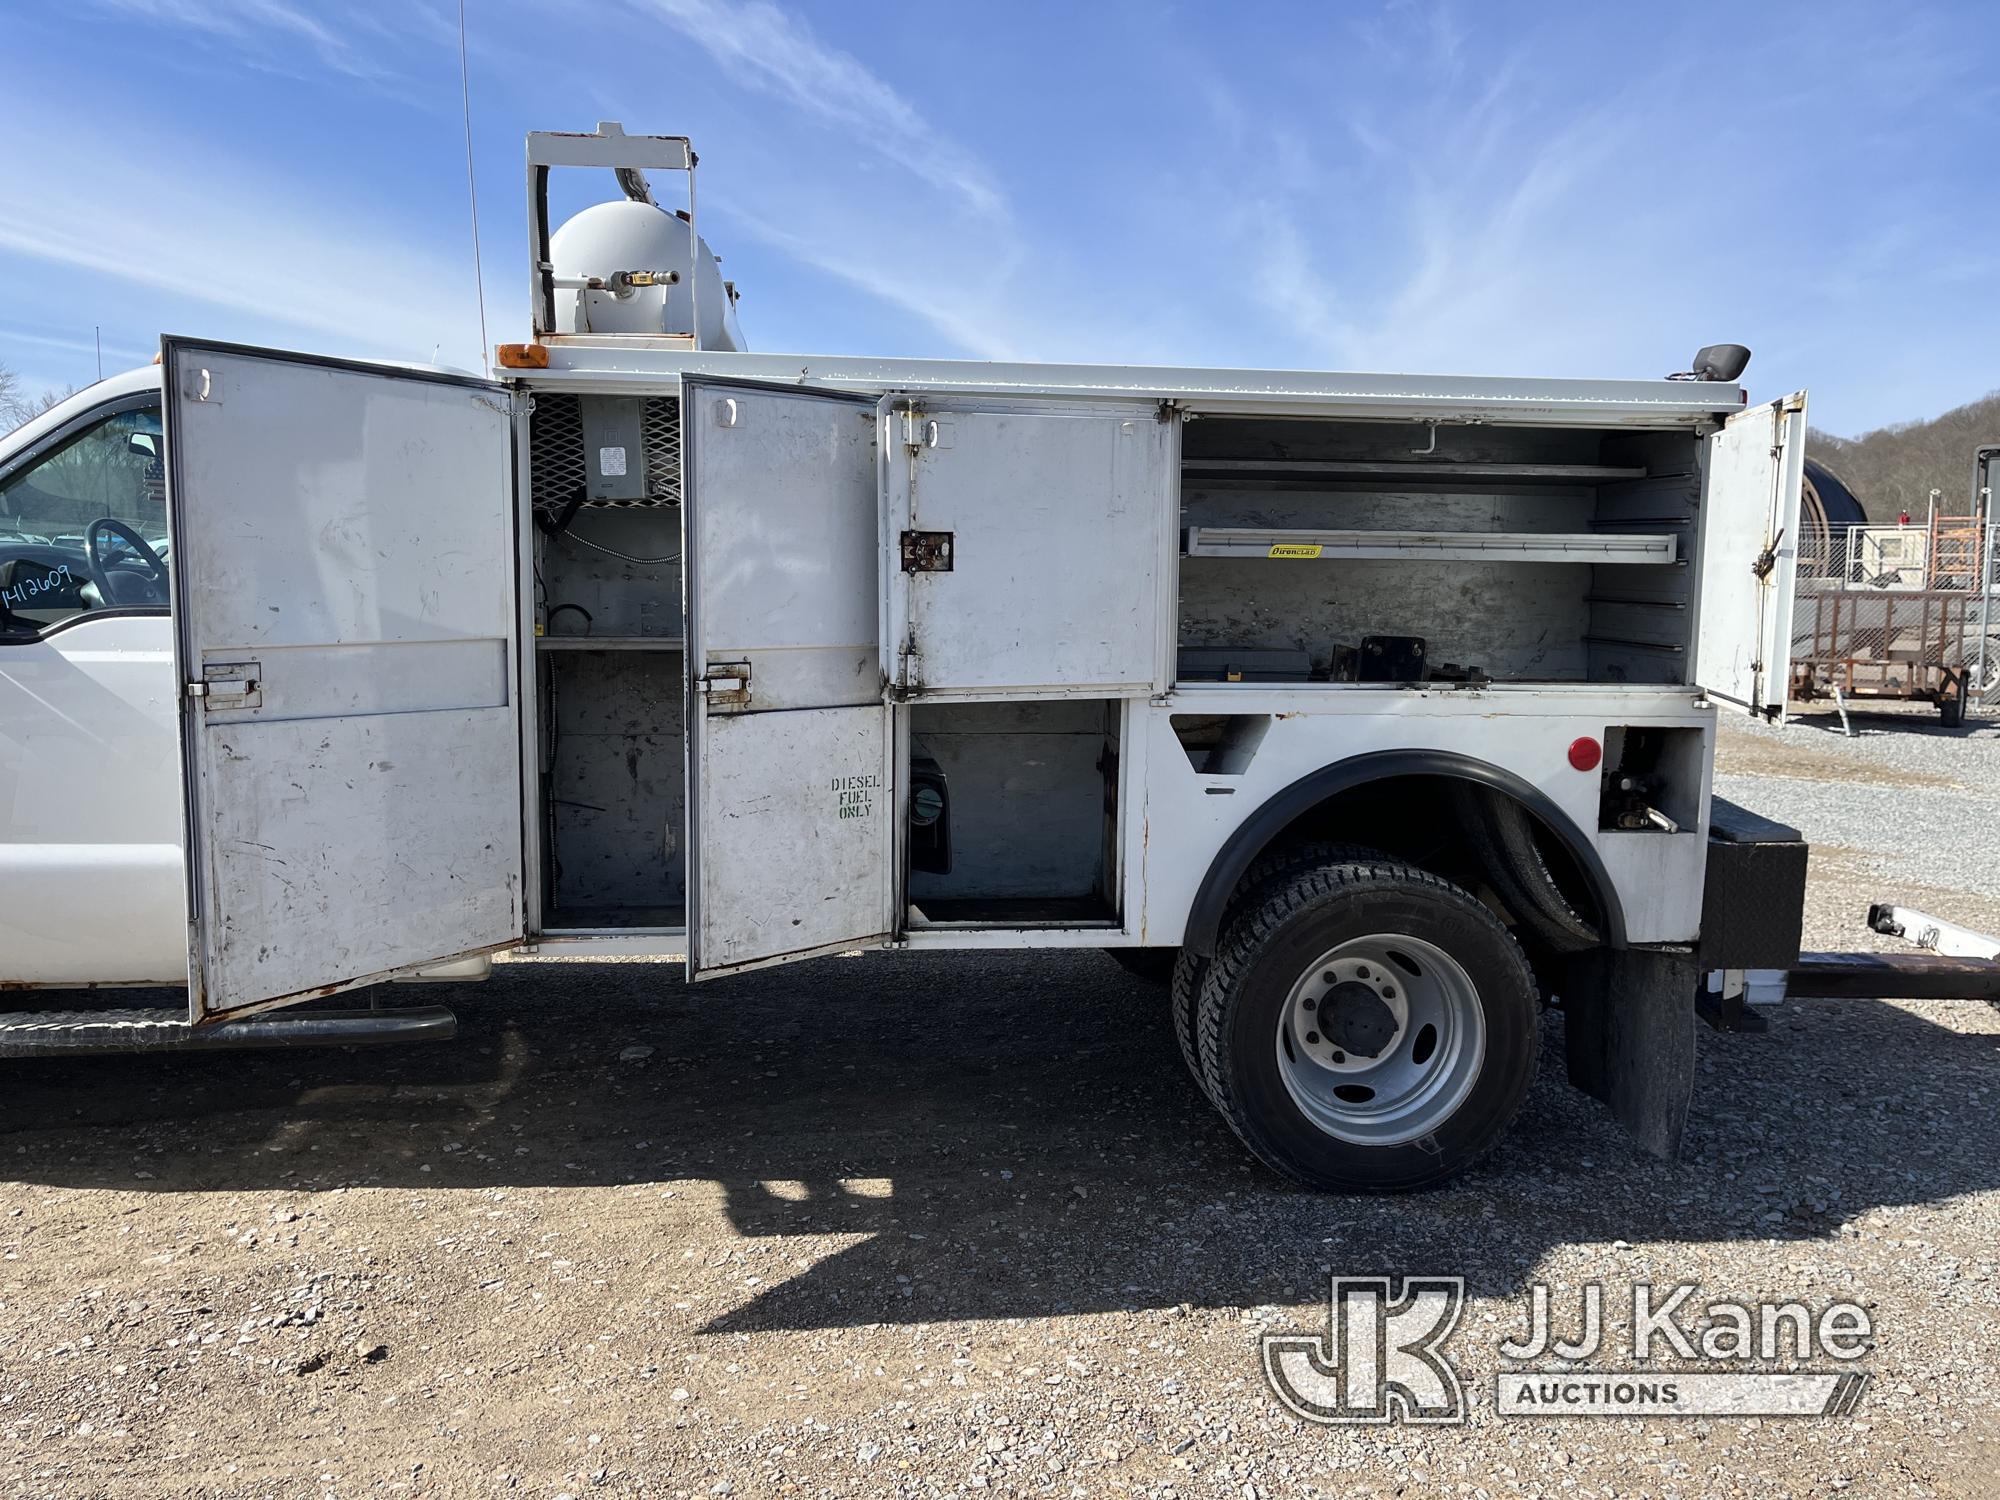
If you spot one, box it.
[1752,527,1785,580]
[697,662,751,708]
[901,530,954,572]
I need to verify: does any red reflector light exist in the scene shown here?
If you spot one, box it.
[1568,736,1603,772]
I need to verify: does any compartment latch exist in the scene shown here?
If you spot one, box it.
[189,661,262,710]
[900,531,954,572]
[696,662,751,709]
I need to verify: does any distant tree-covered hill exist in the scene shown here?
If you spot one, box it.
[1810,392,2000,522]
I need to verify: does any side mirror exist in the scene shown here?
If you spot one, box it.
[127,432,159,459]
[1689,344,1751,382]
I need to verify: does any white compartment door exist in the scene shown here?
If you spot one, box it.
[164,340,523,1022]
[884,397,1175,696]
[1696,392,1807,715]
[683,379,893,978]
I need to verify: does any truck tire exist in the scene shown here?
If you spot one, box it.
[1171,840,1383,1103]
[1195,858,1538,1191]
[1938,694,1965,728]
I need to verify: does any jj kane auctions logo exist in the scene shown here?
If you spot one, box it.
[1263,1277,1872,1424]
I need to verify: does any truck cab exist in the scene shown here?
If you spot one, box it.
[0,368,183,986]
[0,126,1809,1192]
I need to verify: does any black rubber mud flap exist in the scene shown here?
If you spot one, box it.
[1561,948,1699,1160]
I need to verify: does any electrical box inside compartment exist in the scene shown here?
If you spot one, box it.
[1176,419,1702,687]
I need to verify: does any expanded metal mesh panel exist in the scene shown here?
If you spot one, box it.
[529,394,682,513]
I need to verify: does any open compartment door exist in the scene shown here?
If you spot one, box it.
[163,340,524,1021]
[683,379,893,978]
[1696,392,1806,716]
[882,396,1175,697]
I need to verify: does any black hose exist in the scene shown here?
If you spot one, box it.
[1449,783,1602,952]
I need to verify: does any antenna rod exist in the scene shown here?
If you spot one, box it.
[456,0,490,369]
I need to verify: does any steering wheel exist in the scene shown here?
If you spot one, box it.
[83,517,169,606]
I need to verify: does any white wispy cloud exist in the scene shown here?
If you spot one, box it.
[0,327,152,366]
[1195,0,1997,429]
[1205,4,1613,377]
[33,0,1190,369]
[85,0,413,79]
[635,0,1004,221]
[603,0,1180,363]
[0,103,486,371]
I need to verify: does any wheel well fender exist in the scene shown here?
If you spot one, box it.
[1179,749,1628,956]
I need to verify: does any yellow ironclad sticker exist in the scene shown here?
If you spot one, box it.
[1268,543,1323,559]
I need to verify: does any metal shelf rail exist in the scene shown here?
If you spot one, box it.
[1181,527,1679,565]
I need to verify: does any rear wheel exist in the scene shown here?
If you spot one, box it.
[1171,841,1383,1103]
[1195,858,1537,1191]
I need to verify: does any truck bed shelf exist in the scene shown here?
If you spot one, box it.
[1181,527,1680,565]
[1180,459,1648,482]
[536,634,685,651]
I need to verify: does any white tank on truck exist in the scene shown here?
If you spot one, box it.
[546,143,745,351]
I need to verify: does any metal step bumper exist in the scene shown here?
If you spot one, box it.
[0,1005,457,1058]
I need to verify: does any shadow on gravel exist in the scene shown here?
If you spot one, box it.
[4,951,1997,1331]
[1782,705,1997,741]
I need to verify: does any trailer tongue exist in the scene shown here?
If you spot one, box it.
[1698,901,2000,1034]
[1791,905,2000,1003]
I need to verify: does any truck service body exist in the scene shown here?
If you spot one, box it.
[0,126,1815,1189]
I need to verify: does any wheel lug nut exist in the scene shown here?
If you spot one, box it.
[1382,985,1396,999]
[1356,965,1370,979]
[1332,1050,1346,1063]
[1301,996,1317,1011]
[1305,1031,1320,1045]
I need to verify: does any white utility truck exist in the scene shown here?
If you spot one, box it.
[0,125,1819,1190]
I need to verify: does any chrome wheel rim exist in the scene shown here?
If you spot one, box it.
[1274,933,1486,1146]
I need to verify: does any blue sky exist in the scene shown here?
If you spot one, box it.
[1,0,1994,436]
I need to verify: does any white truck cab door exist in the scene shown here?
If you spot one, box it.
[163,340,524,1021]
[682,379,894,978]
[1696,392,1807,716]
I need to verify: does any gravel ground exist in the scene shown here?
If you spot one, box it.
[1715,703,2000,946]
[4,711,1999,1499]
